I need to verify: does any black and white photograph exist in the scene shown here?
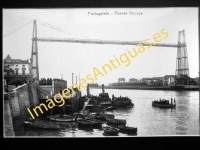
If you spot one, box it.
[3,8,199,137]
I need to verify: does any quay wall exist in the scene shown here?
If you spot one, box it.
[38,85,51,95]
[4,94,15,137]
[6,84,32,136]
[4,83,50,136]
[38,90,82,115]
[39,79,67,96]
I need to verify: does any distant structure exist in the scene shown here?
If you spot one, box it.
[129,78,138,83]
[175,30,191,85]
[176,30,189,77]
[88,83,98,87]
[118,78,125,83]
[141,77,163,86]
[30,20,39,83]
[4,54,30,84]
[163,75,175,86]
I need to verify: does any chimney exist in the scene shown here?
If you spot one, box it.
[87,84,90,97]
[102,84,105,94]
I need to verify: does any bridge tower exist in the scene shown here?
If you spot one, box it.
[175,30,189,77]
[30,20,39,84]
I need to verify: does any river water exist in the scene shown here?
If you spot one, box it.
[22,89,199,137]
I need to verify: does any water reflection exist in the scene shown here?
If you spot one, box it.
[21,89,198,136]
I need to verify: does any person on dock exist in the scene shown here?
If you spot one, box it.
[171,98,173,104]
[174,98,176,104]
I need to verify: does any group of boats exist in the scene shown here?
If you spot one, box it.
[23,108,137,135]
[75,112,137,135]
[82,93,134,113]
[102,125,137,136]
[23,90,177,136]
[152,98,176,108]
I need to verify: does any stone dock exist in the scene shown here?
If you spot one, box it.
[4,82,81,137]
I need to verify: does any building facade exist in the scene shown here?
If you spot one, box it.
[129,78,138,83]
[163,75,175,86]
[118,78,125,83]
[142,77,163,86]
[4,54,31,84]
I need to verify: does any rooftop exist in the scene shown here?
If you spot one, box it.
[4,54,29,64]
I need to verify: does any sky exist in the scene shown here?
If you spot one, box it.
[3,8,199,86]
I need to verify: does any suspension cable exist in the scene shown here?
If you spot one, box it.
[3,20,34,38]
[38,20,89,38]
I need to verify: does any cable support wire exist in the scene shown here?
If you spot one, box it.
[3,20,34,38]
[39,21,89,38]
[41,23,72,35]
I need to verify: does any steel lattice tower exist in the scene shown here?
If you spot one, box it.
[175,30,189,77]
[30,20,39,83]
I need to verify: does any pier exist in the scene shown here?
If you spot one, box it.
[4,81,81,136]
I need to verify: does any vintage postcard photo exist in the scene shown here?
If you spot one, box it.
[3,8,199,137]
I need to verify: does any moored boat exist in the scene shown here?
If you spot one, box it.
[95,113,115,121]
[73,113,86,119]
[97,93,112,104]
[77,119,93,128]
[152,98,176,108]
[118,125,137,134]
[99,101,112,109]
[84,104,95,112]
[102,125,119,135]
[107,118,126,126]
[23,121,61,130]
[111,95,134,108]
[106,106,117,111]
[50,114,74,122]
[85,118,103,128]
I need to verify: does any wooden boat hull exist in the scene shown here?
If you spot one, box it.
[118,125,137,134]
[112,102,134,108]
[102,126,119,135]
[107,119,126,126]
[24,121,61,130]
[152,101,176,108]
[73,113,86,119]
[112,97,134,108]
[125,103,134,108]
[95,114,115,121]
[85,118,103,128]
[106,106,116,110]
[50,115,74,122]
[77,119,93,128]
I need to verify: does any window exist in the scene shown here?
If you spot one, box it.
[16,65,18,67]
[16,70,18,75]
[15,68,19,75]
[22,65,25,67]
[22,69,25,75]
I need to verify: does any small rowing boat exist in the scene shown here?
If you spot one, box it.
[49,114,74,122]
[102,125,119,135]
[77,119,93,128]
[118,125,137,134]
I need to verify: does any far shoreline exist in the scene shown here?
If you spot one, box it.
[89,85,199,91]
